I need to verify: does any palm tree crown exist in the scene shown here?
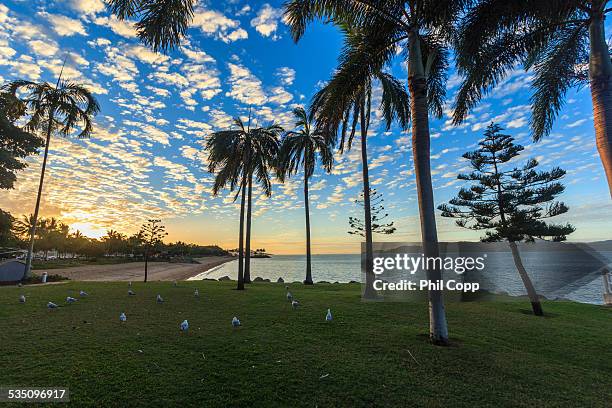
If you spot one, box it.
[277,107,333,181]
[452,0,596,140]
[107,0,196,53]
[5,80,99,139]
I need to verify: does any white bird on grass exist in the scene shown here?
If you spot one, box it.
[232,317,241,327]
[180,319,189,332]
[156,294,164,303]
[119,312,127,322]
[194,289,199,297]
[19,295,26,303]
[292,300,300,309]
[326,309,333,322]
[128,289,136,296]
[128,281,132,287]
[173,280,178,287]
[286,291,293,302]
[79,290,88,297]
[47,302,58,309]
[66,296,77,303]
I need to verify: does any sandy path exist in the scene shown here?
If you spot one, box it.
[36,256,234,281]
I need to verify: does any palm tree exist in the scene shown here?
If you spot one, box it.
[107,0,196,52]
[452,0,612,199]
[284,0,468,344]
[277,106,334,285]
[207,118,248,290]
[243,123,283,284]
[311,67,409,298]
[5,78,99,277]
[206,116,282,289]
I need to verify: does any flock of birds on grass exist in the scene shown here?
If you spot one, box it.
[17,281,334,331]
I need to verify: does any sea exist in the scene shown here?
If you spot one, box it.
[194,252,612,305]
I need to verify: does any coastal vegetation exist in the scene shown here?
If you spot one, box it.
[4,79,100,278]
[276,107,334,285]
[439,123,575,316]
[0,0,609,350]
[0,214,227,266]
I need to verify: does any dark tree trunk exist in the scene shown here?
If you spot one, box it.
[588,11,612,199]
[360,94,377,299]
[237,179,246,290]
[408,32,448,344]
[304,172,313,285]
[144,248,148,282]
[508,241,543,316]
[24,111,54,278]
[244,173,253,284]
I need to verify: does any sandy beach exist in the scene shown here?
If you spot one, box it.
[36,256,234,281]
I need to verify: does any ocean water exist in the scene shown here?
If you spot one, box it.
[196,253,612,305]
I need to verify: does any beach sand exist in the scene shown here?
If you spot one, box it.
[36,256,234,281]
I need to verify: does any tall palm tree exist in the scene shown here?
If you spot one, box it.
[452,0,612,199]
[243,122,283,283]
[311,67,410,298]
[284,1,465,344]
[207,118,248,290]
[277,106,334,285]
[206,117,282,289]
[107,0,196,52]
[5,78,99,277]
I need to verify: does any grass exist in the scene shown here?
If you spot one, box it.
[1,281,611,407]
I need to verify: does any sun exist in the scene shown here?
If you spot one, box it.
[70,222,107,239]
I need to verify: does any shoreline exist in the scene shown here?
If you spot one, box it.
[34,256,235,282]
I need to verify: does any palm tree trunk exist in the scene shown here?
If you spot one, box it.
[237,179,246,290]
[304,172,313,285]
[244,173,253,284]
[588,10,612,198]
[24,113,54,279]
[360,95,376,299]
[408,31,448,345]
[144,247,148,282]
[508,241,543,316]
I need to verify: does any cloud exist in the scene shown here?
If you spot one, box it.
[225,63,267,105]
[69,0,105,16]
[192,9,248,43]
[42,12,88,36]
[94,15,138,38]
[276,67,296,85]
[250,4,284,39]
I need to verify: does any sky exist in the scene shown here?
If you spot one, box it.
[0,0,610,254]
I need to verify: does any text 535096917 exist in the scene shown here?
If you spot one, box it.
[0,387,69,402]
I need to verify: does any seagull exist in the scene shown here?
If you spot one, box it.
[291,300,300,309]
[128,289,136,296]
[232,317,241,327]
[47,302,58,309]
[180,320,189,332]
[286,291,293,302]
[66,296,78,303]
[173,280,178,287]
[194,289,199,297]
[326,309,333,322]
[156,294,164,303]
[79,290,88,297]
[119,312,127,322]
[128,281,132,287]
[19,295,26,303]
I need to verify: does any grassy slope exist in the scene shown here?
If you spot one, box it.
[1,281,610,407]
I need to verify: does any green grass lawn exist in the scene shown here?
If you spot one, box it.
[1,281,611,407]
